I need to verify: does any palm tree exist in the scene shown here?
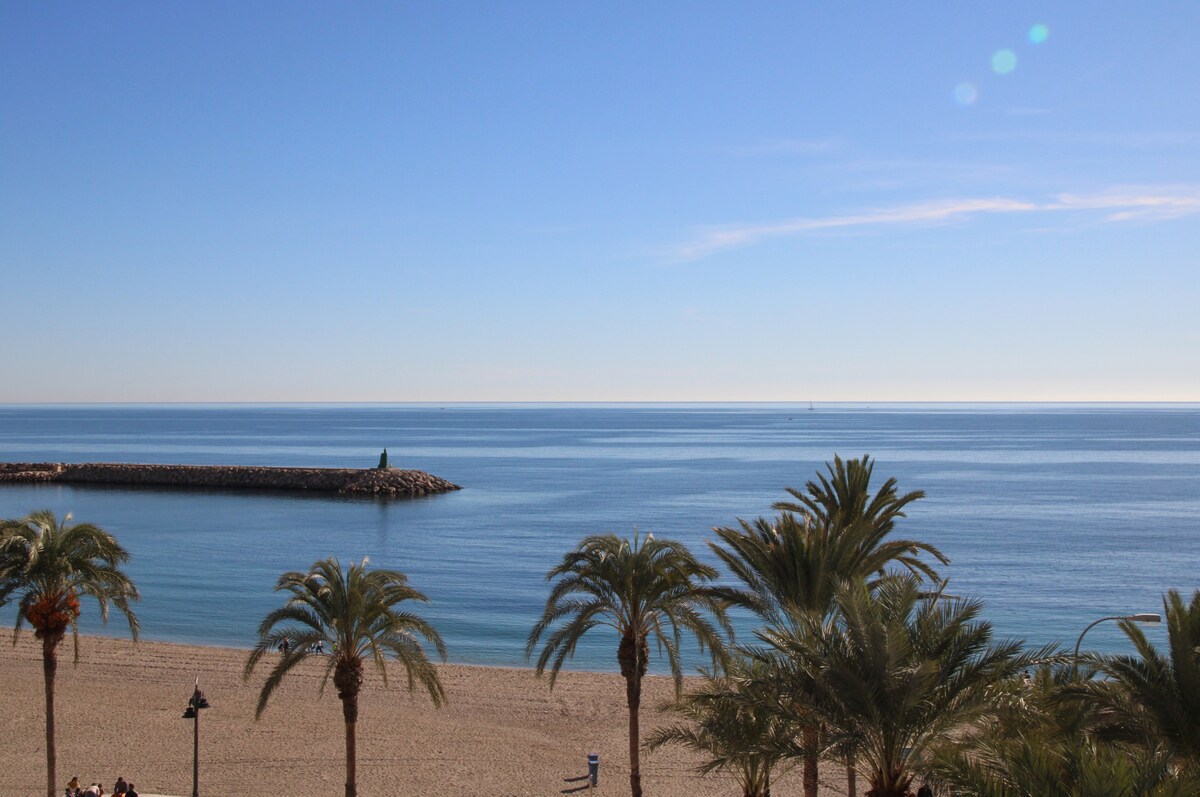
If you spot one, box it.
[934,731,1199,797]
[927,664,1200,797]
[647,656,802,797]
[769,577,1048,797]
[1084,589,1200,768]
[710,455,946,797]
[0,510,140,797]
[526,531,732,797]
[244,556,447,797]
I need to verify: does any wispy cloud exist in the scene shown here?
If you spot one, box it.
[1051,189,1200,221]
[670,187,1200,260]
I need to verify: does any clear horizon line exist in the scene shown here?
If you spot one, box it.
[2,400,1198,407]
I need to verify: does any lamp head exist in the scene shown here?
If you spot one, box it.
[183,686,211,717]
[1129,613,1162,624]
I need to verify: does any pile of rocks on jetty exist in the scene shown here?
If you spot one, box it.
[0,462,461,499]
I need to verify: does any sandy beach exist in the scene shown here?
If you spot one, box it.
[0,635,850,797]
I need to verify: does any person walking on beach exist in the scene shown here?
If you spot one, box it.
[125,784,138,797]
[66,776,80,797]
[113,776,127,795]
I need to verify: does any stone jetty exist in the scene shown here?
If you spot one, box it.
[0,462,461,498]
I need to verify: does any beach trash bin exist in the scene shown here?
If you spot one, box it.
[588,753,599,785]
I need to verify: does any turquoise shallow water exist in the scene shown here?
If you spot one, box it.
[0,403,1197,671]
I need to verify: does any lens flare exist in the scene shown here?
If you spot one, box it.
[1028,24,1049,44]
[953,82,978,105]
[992,49,1017,75]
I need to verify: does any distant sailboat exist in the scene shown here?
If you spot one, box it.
[808,401,814,411]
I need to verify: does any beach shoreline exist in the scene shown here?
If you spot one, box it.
[0,634,849,797]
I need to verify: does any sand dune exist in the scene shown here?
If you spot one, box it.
[0,635,849,797]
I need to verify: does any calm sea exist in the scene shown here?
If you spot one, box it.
[0,403,1197,671]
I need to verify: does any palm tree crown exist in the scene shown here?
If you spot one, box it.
[0,509,140,648]
[772,454,924,541]
[712,455,946,631]
[527,530,731,688]
[774,454,944,589]
[245,556,446,797]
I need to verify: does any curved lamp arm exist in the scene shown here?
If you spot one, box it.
[1073,613,1162,671]
[1073,616,1125,663]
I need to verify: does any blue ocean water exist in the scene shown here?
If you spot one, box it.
[0,403,1197,671]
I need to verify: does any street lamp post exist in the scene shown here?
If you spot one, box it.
[1073,613,1162,672]
[181,677,211,797]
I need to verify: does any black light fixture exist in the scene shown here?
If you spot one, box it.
[181,677,211,797]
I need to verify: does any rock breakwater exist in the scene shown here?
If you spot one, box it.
[0,462,461,498]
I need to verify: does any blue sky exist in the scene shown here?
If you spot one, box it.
[2,2,1197,401]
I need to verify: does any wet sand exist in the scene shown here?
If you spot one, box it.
[0,635,849,796]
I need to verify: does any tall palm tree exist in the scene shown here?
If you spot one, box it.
[244,556,447,797]
[526,531,732,797]
[769,577,1048,797]
[1084,589,1200,768]
[647,656,802,797]
[0,510,140,797]
[710,455,946,797]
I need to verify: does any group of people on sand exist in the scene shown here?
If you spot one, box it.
[279,636,330,655]
[65,774,139,797]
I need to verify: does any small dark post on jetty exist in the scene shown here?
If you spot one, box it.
[182,677,211,797]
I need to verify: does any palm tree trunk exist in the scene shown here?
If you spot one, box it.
[625,672,643,797]
[846,756,856,797]
[865,766,909,797]
[618,633,648,797]
[42,635,58,797]
[745,758,769,797]
[341,691,358,797]
[865,787,908,797]
[334,657,365,797]
[802,724,818,797]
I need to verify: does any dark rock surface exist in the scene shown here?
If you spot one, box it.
[0,462,460,498]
